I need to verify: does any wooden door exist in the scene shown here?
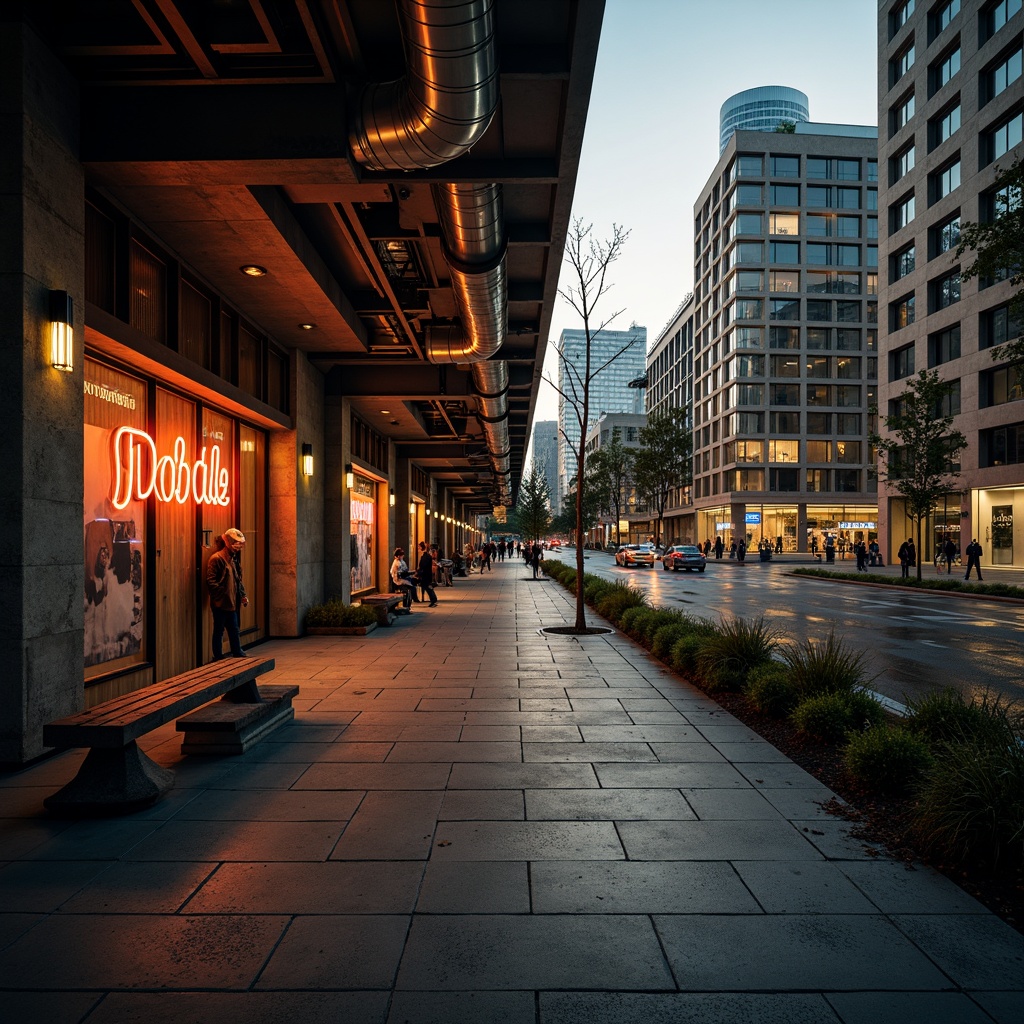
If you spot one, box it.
[155,388,197,679]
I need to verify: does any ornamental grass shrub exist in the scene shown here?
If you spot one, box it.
[617,605,651,638]
[744,661,799,716]
[670,621,720,677]
[651,622,693,662]
[695,615,783,693]
[583,574,613,604]
[594,582,647,624]
[910,693,1024,872]
[640,609,687,647]
[305,599,380,629]
[843,726,933,795]
[905,686,1006,746]
[782,629,873,698]
[791,689,886,743]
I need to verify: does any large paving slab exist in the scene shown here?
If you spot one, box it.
[0,564,1019,1020]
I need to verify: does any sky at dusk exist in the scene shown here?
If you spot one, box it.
[533,0,880,431]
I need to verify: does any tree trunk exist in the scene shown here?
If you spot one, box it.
[916,515,923,581]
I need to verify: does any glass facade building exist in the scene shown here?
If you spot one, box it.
[720,86,810,153]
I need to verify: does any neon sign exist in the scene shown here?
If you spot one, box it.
[110,426,230,510]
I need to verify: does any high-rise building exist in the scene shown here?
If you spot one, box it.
[556,325,647,506]
[878,0,1023,569]
[720,86,810,154]
[530,420,559,508]
[691,123,880,554]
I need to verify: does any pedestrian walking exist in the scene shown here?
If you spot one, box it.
[714,536,724,560]
[531,541,543,579]
[964,538,983,581]
[855,540,867,572]
[942,535,957,574]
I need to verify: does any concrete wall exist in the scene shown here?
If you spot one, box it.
[0,23,85,762]
[269,350,324,636]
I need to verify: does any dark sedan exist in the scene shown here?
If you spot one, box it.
[662,544,707,572]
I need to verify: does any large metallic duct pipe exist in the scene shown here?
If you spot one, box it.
[349,0,499,172]
[349,0,512,503]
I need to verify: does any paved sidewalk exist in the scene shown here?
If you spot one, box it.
[0,564,1021,1023]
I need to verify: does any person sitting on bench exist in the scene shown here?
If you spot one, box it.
[390,547,419,608]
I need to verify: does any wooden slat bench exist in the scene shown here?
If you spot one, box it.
[360,593,406,626]
[42,657,295,815]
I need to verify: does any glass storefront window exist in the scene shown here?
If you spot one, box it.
[350,475,377,593]
[84,360,148,677]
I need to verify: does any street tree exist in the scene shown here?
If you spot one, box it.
[632,408,693,548]
[544,218,640,631]
[956,159,1023,375]
[869,370,967,581]
[587,428,634,548]
[511,467,551,543]
[549,475,601,545]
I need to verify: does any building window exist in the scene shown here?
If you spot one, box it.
[769,299,800,321]
[807,299,832,321]
[807,413,831,435]
[890,192,916,231]
[770,412,800,433]
[837,301,861,322]
[806,356,830,378]
[728,469,766,491]
[770,383,800,406]
[983,47,1022,104]
[930,43,961,94]
[836,245,861,267]
[980,303,1021,349]
[768,241,799,262]
[806,384,831,405]
[838,413,862,435]
[891,40,917,85]
[891,0,916,37]
[982,366,1023,407]
[929,324,961,365]
[807,440,832,462]
[807,243,830,265]
[983,110,1023,165]
[983,0,1022,42]
[868,159,878,182]
[769,212,799,235]
[737,154,764,177]
[769,327,799,349]
[769,184,799,205]
[835,469,861,492]
[807,186,831,208]
[931,270,961,310]
[769,270,799,292]
[837,328,862,350]
[837,160,861,181]
[736,241,765,264]
[771,355,801,377]
[980,421,1024,467]
[770,155,801,177]
[929,0,960,38]
[836,356,861,379]
[930,213,960,258]
[890,341,916,379]
[930,159,961,204]
[890,91,916,136]
[929,101,961,149]
[807,327,831,348]
[867,217,879,238]
[891,143,916,184]
[892,243,916,280]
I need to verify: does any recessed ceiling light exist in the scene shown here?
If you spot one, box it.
[240,264,267,277]
[299,323,315,330]
[380,409,391,415]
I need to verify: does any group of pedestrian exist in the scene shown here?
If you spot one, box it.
[388,541,439,607]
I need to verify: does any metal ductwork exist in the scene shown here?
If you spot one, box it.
[349,0,499,172]
[349,0,512,504]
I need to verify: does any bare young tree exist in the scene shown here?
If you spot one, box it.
[544,219,640,632]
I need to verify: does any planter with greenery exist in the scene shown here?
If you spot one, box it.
[304,598,380,635]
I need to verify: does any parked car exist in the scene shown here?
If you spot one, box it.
[662,544,707,572]
[615,543,655,568]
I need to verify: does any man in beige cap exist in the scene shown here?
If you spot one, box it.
[206,528,247,658]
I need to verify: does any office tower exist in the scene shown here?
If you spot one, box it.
[691,121,880,554]
[556,325,647,506]
[720,86,811,154]
[531,420,559,508]
[878,0,1023,567]
[646,296,697,540]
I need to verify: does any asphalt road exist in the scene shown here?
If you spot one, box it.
[550,549,1024,709]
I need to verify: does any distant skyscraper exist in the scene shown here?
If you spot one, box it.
[531,419,559,508]
[556,325,647,506]
[720,86,810,153]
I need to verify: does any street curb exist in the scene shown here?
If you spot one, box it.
[784,571,1024,604]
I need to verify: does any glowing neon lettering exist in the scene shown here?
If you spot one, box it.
[111,426,230,509]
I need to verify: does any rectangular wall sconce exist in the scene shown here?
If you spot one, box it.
[345,463,354,489]
[49,290,73,372]
[409,502,416,515]
[389,488,396,507]
[301,442,314,477]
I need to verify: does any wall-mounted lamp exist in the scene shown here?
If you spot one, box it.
[425,507,431,517]
[301,443,314,477]
[434,511,439,518]
[409,502,416,515]
[49,290,73,372]
[389,488,396,507]
[345,463,354,489]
